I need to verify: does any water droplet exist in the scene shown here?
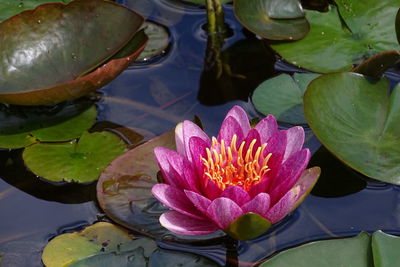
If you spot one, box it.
[321,32,325,35]
[37,19,42,24]
[18,2,24,8]
[71,53,77,60]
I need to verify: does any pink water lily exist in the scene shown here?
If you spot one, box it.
[152,106,320,240]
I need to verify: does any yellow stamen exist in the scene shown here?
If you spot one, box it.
[201,137,272,191]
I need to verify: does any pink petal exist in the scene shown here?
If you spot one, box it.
[217,116,245,148]
[154,147,188,189]
[243,129,262,158]
[188,136,209,185]
[182,120,210,163]
[175,122,184,156]
[283,126,305,162]
[249,177,272,198]
[185,190,212,216]
[221,186,251,206]
[225,105,251,136]
[206,197,243,229]
[203,179,223,200]
[241,193,271,217]
[151,184,203,220]
[254,115,278,144]
[291,167,321,212]
[160,211,219,235]
[265,187,300,224]
[263,130,287,180]
[269,149,310,205]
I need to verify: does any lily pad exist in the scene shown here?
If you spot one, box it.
[372,231,400,266]
[97,130,224,241]
[252,73,319,124]
[23,131,127,183]
[0,105,97,149]
[234,0,309,40]
[0,0,72,22]
[304,72,400,184]
[0,0,146,105]
[271,1,400,73]
[260,232,372,266]
[137,21,170,61]
[41,222,134,267]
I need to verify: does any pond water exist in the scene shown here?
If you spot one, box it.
[1,0,400,266]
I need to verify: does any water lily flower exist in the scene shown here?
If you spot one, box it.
[152,106,320,240]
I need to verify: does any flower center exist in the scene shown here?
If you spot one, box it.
[201,135,272,191]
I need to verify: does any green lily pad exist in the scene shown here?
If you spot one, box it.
[252,73,320,124]
[0,105,97,149]
[23,131,127,183]
[0,0,146,105]
[304,72,400,184]
[260,232,372,266]
[372,231,400,266]
[41,222,134,267]
[96,130,224,241]
[0,0,72,22]
[234,0,309,40]
[271,1,400,73]
[225,213,271,241]
[137,21,170,61]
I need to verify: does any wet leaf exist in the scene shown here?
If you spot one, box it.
[272,1,400,73]
[41,222,134,267]
[260,232,372,266]
[137,21,170,61]
[96,130,224,241]
[304,72,400,184]
[225,213,271,241]
[0,0,72,22]
[23,131,127,183]
[0,0,146,105]
[372,231,400,267]
[234,0,309,40]
[352,50,400,77]
[252,73,319,124]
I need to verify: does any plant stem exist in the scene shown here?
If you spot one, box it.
[225,236,239,267]
[206,0,225,34]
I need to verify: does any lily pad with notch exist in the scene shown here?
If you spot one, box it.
[234,0,309,40]
[23,131,127,183]
[260,231,400,266]
[271,1,400,73]
[96,130,225,241]
[0,0,146,105]
[252,73,319,125]
[136,21,170,62]
[304,72,400,185]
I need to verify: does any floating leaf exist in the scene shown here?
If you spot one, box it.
[0,105,97,149]
[352,50,400,77]
[372,231,400,266]
[304,72,400,184]
[23,131,127,183]
[225,213,271,241]
[271,1,400,73]
[252,73,319,124]
[41,222,134,267]
[234,0,309,40]
[179,0,231,5]
[149,250,218,267]
[137,21,170,61]
[0,0,146,105]
[97,130,224,241]
[0,0,72,22]
[260,232,372,266]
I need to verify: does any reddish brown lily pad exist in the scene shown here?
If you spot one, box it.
[96,130,224,241]
[0,0,146,105]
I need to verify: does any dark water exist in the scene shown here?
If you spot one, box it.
[1,0,400,266]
